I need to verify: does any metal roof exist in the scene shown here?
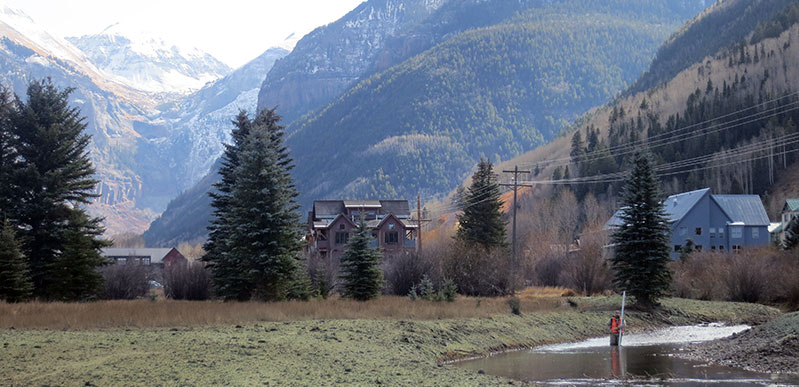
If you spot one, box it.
[343,200,382,208]
[784,199,799,212]
[101,248,177,264]
[606,188,709,228]
[663,188,710,223]
[312,199,411,218]
[711,194,770,226]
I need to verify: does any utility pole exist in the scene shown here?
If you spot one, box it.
[501,166,531,271]
[417,195,422,254]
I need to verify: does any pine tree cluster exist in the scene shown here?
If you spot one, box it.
[0,79,108,302]
[203,109,309,301]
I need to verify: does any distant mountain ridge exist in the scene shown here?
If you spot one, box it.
[67,23,232,94]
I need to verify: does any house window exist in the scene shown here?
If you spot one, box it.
[117,257,127,264]
[695,245,703,252]
[339,224,346,230]
[719,245,724,252]
[385,231,399,245]
[695,227,702,235]
[388,223,394,230]
[752,228,760,239]
[711,246,716,252]
[732,245,742,252]
[674,245,681,252]
[335,232,349,245]
[731,227,742,239]
[718,228,725,239]
[143,257,151,265]
[709,228,716,238]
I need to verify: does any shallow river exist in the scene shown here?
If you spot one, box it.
[454,323,799,386]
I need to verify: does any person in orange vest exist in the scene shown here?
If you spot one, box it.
[608,310,624,346]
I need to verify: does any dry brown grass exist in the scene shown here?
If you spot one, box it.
[0,294,568,330]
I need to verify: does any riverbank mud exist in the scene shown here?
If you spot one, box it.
[679,312,799,375]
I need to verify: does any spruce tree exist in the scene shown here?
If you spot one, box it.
[784,217,799,251]
[204,108,306,301]
[0,87,17,221]
[339,217,384,301]
[0,220,33,302]
[44,211,108,301]
[610,151,672,308]
[204,111,253,300]
[456,159,506,248]
[10,79,107,299]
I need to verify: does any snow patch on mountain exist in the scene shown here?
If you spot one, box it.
[67,23,232,94]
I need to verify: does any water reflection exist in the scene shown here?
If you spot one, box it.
[454,325,799,386]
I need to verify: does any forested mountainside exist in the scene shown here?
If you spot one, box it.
[629,0,798,95]
[256,0,447,124]
[495,0,799,220]
[144,0,708,246]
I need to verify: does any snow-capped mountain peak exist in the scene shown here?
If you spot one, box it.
[67,23,232,94]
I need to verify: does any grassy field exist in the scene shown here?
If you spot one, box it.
[0,296,779,386]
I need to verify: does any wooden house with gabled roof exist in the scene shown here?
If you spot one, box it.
[307,200,418,261]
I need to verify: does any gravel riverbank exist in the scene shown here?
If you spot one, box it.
[680,311,799,375]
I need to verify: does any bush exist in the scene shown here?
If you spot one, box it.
[442,241,513,297]
[100,263,150,300]
[508,297,521,315]
[671,248,799,305]
[306,251,337,299]
[383,252,433,296]
[164,262,212,300]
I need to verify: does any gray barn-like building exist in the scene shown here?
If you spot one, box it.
[606,188,770,259]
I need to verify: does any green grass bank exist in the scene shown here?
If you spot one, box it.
[0,297,778,386]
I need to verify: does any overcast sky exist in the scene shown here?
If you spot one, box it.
[5,0,365,68]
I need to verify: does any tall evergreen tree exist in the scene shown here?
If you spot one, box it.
[10,79,108,299]
[204,108,306,301]
[610,151,672,308]
[456,159,506,248]
[339,217,384,301]
[784,217,799,251]
[204,111,253,300]
[0,87,17,221]
[0,220,33,302]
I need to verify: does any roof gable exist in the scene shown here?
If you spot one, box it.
[711,195,770,226]
[606,188,710,228]
[784,199,799,212]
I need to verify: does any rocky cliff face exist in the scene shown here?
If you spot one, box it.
[154,46,290,189]
[257,0,447,123]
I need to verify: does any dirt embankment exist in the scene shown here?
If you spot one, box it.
[682,312,799,374]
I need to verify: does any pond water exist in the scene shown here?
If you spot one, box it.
[454,323,799,386]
